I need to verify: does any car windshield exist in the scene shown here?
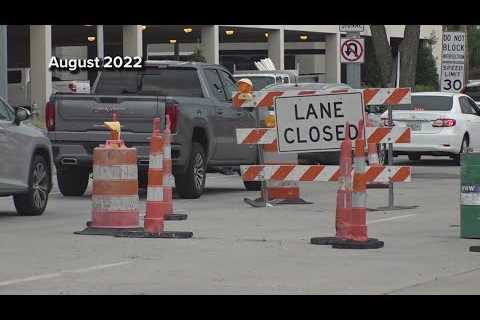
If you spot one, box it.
[395,95,454,111]
[464,85,480,102]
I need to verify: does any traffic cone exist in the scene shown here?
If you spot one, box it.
[115,116,192,239]
[311,122,353,245]
[332,120,384,249]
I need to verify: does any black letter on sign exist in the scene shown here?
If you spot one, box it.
[297,127,307,143]
[320,102,332,119]
[284,128,295,144]
[306,103,318,120]
[309,126,320,142]
[294,104,304,120]
[334,101,344,118]
[323,126,333,142]
[348,124,358,140]
[336,125,345,141]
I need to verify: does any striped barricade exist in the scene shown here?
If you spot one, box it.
[241,165,411,184]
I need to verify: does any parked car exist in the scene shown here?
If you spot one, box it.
[7,68,90,110]
[381,92,480,164]
[0,96,53,215]
[47,60,258,199]
[463,81,480,108]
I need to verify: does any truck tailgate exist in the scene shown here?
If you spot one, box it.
[54,94,164,134]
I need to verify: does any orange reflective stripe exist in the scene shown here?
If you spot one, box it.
[148,170,165,186]
[243,128,269,144]
[263,140,278,152]
[384,88,410,105]
[367,128,390,144]
[365,166,385,182]
[92,180,138,196]
[258,91,284,107]
[363,88,380,105]
[270,165,295,180]
[396,128,411,143]
[243,166,265,181]
[299,165,325,181]
[391,167,411,182]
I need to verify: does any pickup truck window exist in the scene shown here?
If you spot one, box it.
[218,70,238,102]
[0,98,14,121]
[140,68,203,98]
[95,70,140,95]
[204,69,227,101]
[8,70,22,84]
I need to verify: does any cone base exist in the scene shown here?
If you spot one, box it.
[244,197,312,207]
[332,238,384,249]
[74,227,144,236]
[310,237,347,245]
[115,230,193,239]
[165,213,188,221]
[366,183,389,189]
[369,205,419,212]
[469,246,480,252]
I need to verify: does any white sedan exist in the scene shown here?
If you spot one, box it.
[381,92,480,164]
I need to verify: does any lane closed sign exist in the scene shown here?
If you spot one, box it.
[441,31,466,93]
[274,92,365,153]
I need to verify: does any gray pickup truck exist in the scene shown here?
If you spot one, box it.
[47,60,258,199]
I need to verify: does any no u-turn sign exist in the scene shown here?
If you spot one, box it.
[340,38,365,64]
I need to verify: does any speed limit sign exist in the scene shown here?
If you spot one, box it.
[440,32,466,93]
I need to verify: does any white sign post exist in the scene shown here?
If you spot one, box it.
[339,25,365,33]
[274,92,365,153]
[440,31,466,93]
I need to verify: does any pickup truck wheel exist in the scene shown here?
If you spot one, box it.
[243,181,262,191]
[13,155,51,216]
[175,143,206,199]
[57,167,90,196]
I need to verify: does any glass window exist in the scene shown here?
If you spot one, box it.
[204,69,227,101]
[95,70,140,95]
[467,97,480,115]
[395,96,453,111]
[140,68,203,97]
[218,70,238,102]
[8,70,22,84]
[464,85,480,102]
[460,97,475,114]
[0,98,14,121]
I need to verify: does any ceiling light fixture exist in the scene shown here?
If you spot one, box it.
[169,39,177,44]
[265,32,269,38]
[87,36,96,42]
[184,27,193,33]
[141,25,147,30]
[300,35,308,40]
[225,30,235,36]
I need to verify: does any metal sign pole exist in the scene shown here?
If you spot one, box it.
[388,105,394,208]
[346,31,362,89]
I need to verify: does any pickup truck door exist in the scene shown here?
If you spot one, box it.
[7,69,29,108]
[204,68,256,162]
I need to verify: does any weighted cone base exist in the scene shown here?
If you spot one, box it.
[310,237,346,245]
[74,227,143,236]
[469,246,480,252]
[366,183,389,189]
[369,205,419,212]
[332,238,384,249]
[115,230,193,239]
[244,198,274,208]
[164,213,188,221]
[244,197,312,208]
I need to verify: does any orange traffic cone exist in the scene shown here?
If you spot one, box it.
[332,120,384,249]
[310,122,353,246]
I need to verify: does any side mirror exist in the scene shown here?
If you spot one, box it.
[15,107,31,125]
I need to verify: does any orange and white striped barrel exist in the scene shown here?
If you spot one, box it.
[91,140,140,229]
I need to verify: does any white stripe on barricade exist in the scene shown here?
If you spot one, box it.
[92,165,138,181]
[147,186,164,202]
[92,195,139,211]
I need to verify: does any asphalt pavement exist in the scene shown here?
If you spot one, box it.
[1,156,479,294]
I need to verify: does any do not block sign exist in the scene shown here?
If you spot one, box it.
[274,92,365,153]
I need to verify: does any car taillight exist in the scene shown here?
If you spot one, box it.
[68,83,77,92]
[46,101,55,131]
[432,118,456,127]
[165,100,179,133]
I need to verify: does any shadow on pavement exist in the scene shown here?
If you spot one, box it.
[394,159,458,167]
[137,187,246,200]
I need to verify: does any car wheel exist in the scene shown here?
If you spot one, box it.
[453,136,469,165]
[175,143,206,199]
[243,180,262,191]
[408,153,421,161]
[57,167,90,196]
[13,155,51,216]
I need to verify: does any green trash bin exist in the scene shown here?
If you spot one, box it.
[460,152,480,238]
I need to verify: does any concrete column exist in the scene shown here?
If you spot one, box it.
[0,25,7,100]
[268,29,284,70]
[325,32,341,83]
[97,25,104,58]
[122,25,143,57]
[30,25,51,121]
[201,25,219,64]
